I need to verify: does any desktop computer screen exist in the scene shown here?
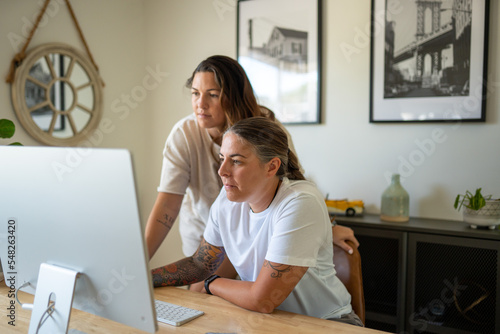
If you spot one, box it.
[0,146,158,333]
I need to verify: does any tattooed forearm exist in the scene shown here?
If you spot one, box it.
[151,257,203,287]
[263,261,292,279]
[156,213,175,230]
[151,239,226,288]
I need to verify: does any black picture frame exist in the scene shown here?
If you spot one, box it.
[369,0,490,123]
[237,0,321,124]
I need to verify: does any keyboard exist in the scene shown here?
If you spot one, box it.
[155,299,204,326]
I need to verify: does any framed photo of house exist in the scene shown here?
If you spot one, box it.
[237,0,321,124]
[369,0,490,123]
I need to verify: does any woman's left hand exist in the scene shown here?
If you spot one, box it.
[332,225,359,254]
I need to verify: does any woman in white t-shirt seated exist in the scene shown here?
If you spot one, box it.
[151,116,363,326]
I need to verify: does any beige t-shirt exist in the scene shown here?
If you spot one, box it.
[158,114,222,256]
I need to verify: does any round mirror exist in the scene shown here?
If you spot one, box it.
[11,43,103,146]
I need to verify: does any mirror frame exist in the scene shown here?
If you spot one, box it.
[11,43,103,146]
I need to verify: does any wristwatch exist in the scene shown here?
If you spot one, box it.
[204,274,220,295]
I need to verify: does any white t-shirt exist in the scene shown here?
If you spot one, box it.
[158,114,222,256]
[203,178,352,319]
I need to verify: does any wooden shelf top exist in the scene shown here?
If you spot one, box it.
[333,214,500,241]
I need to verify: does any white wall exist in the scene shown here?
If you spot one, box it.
[2,0,499,268]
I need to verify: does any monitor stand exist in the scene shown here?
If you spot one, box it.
[28,263,79,334]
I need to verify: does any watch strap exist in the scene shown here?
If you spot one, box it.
[204,274,220,295]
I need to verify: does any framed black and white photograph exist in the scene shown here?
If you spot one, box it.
[237,0,321,124]
[370,0,489,122]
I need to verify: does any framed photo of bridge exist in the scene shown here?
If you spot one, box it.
[237,0,321,124]
[369,0,490,123]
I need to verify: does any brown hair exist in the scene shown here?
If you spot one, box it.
[225,117,305,181]
[185,55,274,133]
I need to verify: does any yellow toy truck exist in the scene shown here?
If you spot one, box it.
[325,199,364,217]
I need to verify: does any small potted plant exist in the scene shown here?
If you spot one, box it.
[454,188,500,229]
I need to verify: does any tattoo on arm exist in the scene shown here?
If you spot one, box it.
[151,239,226,287]
[151,257,200,287]
[156,213,175,230]
[263,261,292,279]
[194,240,226,274]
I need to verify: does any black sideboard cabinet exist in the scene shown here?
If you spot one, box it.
[334,214,500,334]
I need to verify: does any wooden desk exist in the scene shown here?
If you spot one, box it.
[0,283,387,333]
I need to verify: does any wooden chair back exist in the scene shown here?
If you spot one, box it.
[332,227,365,324]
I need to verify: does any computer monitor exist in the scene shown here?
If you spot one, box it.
[0,146,158,333]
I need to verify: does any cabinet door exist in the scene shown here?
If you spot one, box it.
[350,226,407,332]
[407,233,500,334]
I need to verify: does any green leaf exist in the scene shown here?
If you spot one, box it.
[9,142,23,146]
[456,188,488,211]
[453,195,461,209]
[0,119,15,139]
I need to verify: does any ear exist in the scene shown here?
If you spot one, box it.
[266,157,281,177]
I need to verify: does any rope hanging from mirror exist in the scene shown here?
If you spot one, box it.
[5,0,104,86]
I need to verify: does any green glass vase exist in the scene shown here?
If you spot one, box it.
[381,174,409,222]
